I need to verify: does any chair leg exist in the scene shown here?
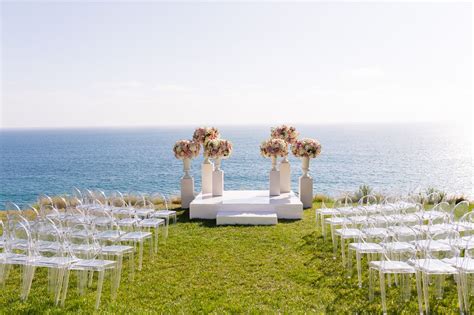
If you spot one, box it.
[138,240,144,271]
[369,267,375,301]
[341,237,346,266]
[460,272,469,314]
[347,247,353,278]
[356,251,362,288]
[415,271,424,315]
[422,272,430,314]
[54,267,65,306]
[379,271,387,315]
[112,254,122,300]
[95,270,105,310]
[321,216,326,240]
[21,265,35,301]
[129,251,135,281]
[154,226,159,253]
[454,273,464,314]
[60,269,70,307]
[331,227,337,259]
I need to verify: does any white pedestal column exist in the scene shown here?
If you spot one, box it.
[269,156,280,196]
[181,158,194,209]
[181,177,194,209]
[280,157,291,193]
[299,176,313,208]
[298,156,313,208]
[212,158,224,196]
[270,170,280,196]
[201,157,213,194]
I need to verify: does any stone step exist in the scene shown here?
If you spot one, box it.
[216,211,278,226]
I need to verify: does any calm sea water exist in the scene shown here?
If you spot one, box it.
[0,124,472,209]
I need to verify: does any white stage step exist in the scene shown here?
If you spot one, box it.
[216,211,278,226]
[190,190,303,220]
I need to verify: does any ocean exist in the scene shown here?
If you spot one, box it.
[0,123,472,209]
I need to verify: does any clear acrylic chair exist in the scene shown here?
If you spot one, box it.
[62,223,118,309]
[136,196,166,252]
[348,218,385,288]
[369,240,423,315]
[20,218,78,305]
[319,196,351,240]
[409,230,464,314]
[0,220,37,299]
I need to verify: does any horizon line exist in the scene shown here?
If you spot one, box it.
[0,120,462,131]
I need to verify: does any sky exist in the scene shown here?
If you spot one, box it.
[0,1,472,128]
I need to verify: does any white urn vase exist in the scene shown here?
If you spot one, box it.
[299,156,313,208]
[279,156,291,193]
[181,158,195,209]
[201,155,213,194]
[269,156,280,196]
[212,157,224,196]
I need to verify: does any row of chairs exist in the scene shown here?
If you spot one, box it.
[316,194,473,314]
[0,188,178,309]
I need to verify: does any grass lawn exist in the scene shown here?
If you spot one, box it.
[1,202,469,314]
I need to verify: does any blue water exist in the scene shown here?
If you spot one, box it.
[0,124,472,208]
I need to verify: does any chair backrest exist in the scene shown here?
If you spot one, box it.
[425,230,460,259]
[452,201,470,220]
[65,223,101,259]
[109,191,126,208]
[430,202,453,222]
[5,201,30,230]
[334,195,352,209]
[151,192,169,210]
[358,195,377,206]
[4,219,33,256]
[34,218,69,258]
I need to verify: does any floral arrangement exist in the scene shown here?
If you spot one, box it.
[270,125,299,144]
[260,138,288,158]
[291,138,322,158]
[204,138,233,159]
[173,140,201,159]
[192,127,220,144]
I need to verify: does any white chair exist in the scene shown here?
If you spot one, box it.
[369,246,423,315]
[62,224,118,310]
[409,230,464,314]
[348,218,385,288]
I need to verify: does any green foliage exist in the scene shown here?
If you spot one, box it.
[1,202,471,313]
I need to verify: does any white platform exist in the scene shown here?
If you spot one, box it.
[189,190,303,220]
[216,211,278,225]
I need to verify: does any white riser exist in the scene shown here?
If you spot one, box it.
[216,211,278,225]
[190,190,303,220]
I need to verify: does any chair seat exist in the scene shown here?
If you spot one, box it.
[70,244,101,255]
[32,256,78,268]
[134,208,155,218]
[325,217,351,226]
[0,252,28,263]
[370,260,416,273]
[382,241,416,253]
[318,208,339,216]
[70,258,116,271]
[121,231,152,241]
[362,227,388,238]
[411,239,451,252]
[409,258,458,274]
[442,257,474,272]
[117,218,140,227]
[138,218,165,228]
[96,230,126,241]
[349,242,383,253]
[101,245,134,254]
[335,228,362,238]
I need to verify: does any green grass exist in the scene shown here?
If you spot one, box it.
[1,202,471,314]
